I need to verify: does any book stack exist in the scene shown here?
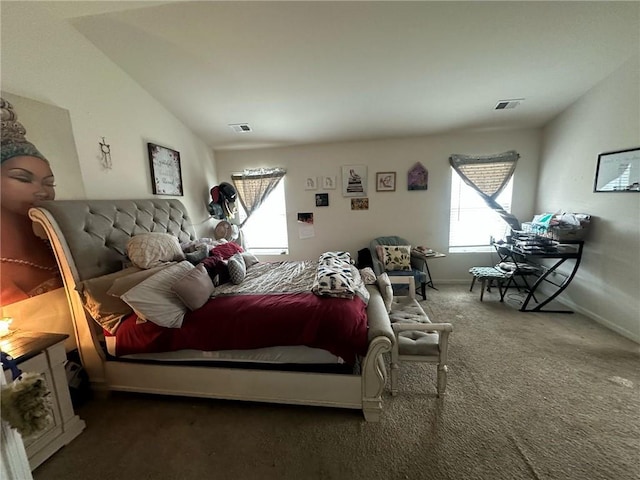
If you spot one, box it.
[413,246,436,257]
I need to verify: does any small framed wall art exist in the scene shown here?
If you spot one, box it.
[148,143,183,196]
[351,198,369,210]
[322,176,337,190]
[304,177,318,190]
[376,172,396,192]
[315,193,329,207]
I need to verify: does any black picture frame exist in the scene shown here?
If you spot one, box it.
[315,193,329,207]
[594,147,640,192]
[148,143,184,196]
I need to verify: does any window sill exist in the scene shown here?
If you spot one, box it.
[248,248,289,256]
[448,246,495,254]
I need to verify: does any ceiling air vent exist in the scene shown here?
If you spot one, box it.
[495,99,524,110]
[228,123,252,133]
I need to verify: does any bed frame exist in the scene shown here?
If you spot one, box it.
[29,199,394,421]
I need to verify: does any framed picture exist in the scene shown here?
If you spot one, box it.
[148,143,183,196]
[342,165,367,197]
[304,176,318,190]
[351,197,369,210]
[297,212,314,224]
[594,147,640,192]
[408,162,428,191]
[322,176,337,190]
[376,172,396,192]
[315,193,329,207]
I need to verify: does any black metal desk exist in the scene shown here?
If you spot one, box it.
[495,240,584,313]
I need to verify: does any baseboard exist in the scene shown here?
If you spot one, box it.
[436,281,640,344]
[554,297,640,344]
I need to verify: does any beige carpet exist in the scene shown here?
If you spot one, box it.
[34,285,639,480]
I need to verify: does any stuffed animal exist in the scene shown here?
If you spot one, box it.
[1,352,53,437]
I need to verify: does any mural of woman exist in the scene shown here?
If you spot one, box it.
[1,98,62,306]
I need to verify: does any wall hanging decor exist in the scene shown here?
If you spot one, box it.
[342,165,367,197]
[322,176,337,190]
[99,137,112,170]
[376,172,396,192]
[148,143,183,196]
[304,176,317,190]
[408,162,428,190]
[594,147,640,192]
[315,193,329,207]
[351,198,369,210]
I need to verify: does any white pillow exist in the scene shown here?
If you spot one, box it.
[120,261,194,328]
[127,232,185,269]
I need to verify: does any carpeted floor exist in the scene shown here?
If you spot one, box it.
[33,285,639,480]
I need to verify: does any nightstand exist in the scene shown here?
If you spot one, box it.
[1,331,86,470]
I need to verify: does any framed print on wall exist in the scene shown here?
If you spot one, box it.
[148,143,183,196]
[304,176,318,190]
[323,176,337,190]
[342,165,367,197]
[376,172,396,192]
[351,198,369,210]
[315,193,329,207]
[594,147,640,192]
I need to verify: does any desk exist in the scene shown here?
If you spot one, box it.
[495,240,584,313]
[411,250,447,295]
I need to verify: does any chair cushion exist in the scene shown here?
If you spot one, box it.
[468,266,507,280]
[389,297,431,324]
[398,331,440,356]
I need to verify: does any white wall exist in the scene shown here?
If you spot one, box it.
[216,128,541,282]
[1,2,218,232]
[538,55,640,342]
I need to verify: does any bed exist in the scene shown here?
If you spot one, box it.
[28,199,394,421]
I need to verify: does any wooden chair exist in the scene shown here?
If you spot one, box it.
[388,277,453,396]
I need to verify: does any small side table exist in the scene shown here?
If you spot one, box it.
[1,331,86,471]
[411,250,447,292]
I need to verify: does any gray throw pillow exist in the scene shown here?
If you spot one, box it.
[171,264,215,311]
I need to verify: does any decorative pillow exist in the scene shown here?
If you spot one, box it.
[227,253,247,284]
[106,264,172,298]
[376,273,394,314]
[171,264,215,311]
[381,245,412,271]
[76,267,144,334]
[241,251,260,268]
[126,233,185,269]
[359,267,377,285]
[120,261,194,328]
[375,245,385,262]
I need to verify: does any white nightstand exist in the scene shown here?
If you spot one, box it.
[1,331,86,470]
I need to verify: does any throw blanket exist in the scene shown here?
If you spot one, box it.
[312,251,356,299]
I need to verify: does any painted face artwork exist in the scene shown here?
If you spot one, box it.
[1,155,56,216]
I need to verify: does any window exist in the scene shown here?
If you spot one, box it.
[449,171,513,251]
[238,180,289,254]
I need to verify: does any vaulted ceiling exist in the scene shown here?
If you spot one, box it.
[46,1,639,150]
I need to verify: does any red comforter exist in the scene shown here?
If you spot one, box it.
[111,292,369,364]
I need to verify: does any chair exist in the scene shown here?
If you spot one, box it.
[388,276,453,396]
[370,236,428,299]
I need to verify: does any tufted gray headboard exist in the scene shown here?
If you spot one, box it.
[30,199,196,282]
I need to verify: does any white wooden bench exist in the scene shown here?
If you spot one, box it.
[387,276,453,396]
